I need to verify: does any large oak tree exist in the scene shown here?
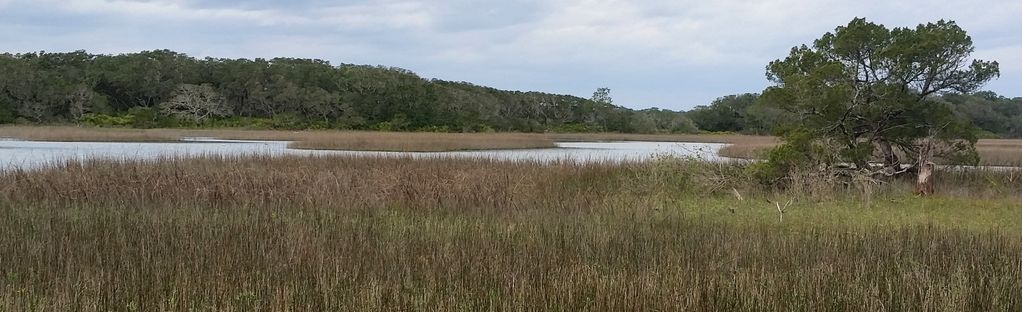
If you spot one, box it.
[761,18,999,194]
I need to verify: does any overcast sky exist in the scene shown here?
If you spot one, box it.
[0,0,1018,110]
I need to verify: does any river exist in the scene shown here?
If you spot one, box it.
[0,139,729,170]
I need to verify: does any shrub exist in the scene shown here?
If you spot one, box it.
[79,113,134,127]
[749,128,835,186]
[270,113,307,130]
[127,107,166,129]
[554,123,592,133]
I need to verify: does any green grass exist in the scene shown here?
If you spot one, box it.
[0,156,1019,311]
[674,196,1022,232]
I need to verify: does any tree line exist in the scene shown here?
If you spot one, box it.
[0,49,1015,139]
[0,50,698,133]
[687,91,1022,138]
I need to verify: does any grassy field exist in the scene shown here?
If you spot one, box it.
[0,125,760,142]
[1,155,1020,311]
[0,125,772,151]
[0,126,557,152]
[717,137,1022,167]
[547,132,773,144]
[288,132,554,152]
[2,124,1019,165]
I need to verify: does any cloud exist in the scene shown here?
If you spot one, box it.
[51,0,303,25]
[315,2,435,30]
[974,44,1022,72]
[0,0,1018,109]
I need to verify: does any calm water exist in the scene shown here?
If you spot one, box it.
[0,139,728,170]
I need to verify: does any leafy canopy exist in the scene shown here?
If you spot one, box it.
[760,18,999,171]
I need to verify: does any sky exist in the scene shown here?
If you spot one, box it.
[0,0,1019,110]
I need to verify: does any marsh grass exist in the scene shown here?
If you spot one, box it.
[0,126,556,152]
[717,136,1022,166]
[974,139,1022,166]
[1,155,1020,311]
[548,132,776,145]
[716,136,781,159]
[0,125,184,142]
[287,132,555,152]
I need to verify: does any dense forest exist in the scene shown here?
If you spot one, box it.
[0,50,1017,137]
[686,91,1022,138]
[0,50,697,133]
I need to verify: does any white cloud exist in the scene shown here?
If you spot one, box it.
[315,2,436,30]
[2,0,1019,108]
[39,0,440,30]
[974,44,1022,73]
[52,0,303,25]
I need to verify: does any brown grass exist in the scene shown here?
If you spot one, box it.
[2,126,1018,164]
[0,125,184,142]
[288,132,555,152]
[975,139,1022,167]
[0,155,1020,311]
[0,126,556,152]
[717,135,1022,166]
[547,132,773,144]
[714,136,781,159]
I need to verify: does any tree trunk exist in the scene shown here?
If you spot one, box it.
[914,138,935,195]
[878,139,900,174]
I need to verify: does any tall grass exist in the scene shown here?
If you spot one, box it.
[974,139,1022,167]
[0,126,556,152]
[287,132,555,152]
[0,125,184,142]
[717,137,1022,166]
[716,136,780,159]
[548,132,776,145]
[1,155,1020,311]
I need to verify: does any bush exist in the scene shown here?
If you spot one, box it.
[79,113,134,127]
[127,107,166,129]
[554,123,592,133]
[270,113,307,130]
[465,124,495,133]
[205,117,275,129]
[416,125,451,133]
[749,128,835,185]
[0,97,16,124]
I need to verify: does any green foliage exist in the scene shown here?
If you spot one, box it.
[687,94,756,132]
[553,123,594,133]
[80,113,134,127]
[749,128,834,184]
[685,93,788,134]
[269,113,307,130]
[205,117,275,129]
[591,87,612,105]
[0,96,15,124]
[943,93,1022,138]
[465,124,495,133]
[127,107,167,129]
[416,125,451,133]
[760,18,999,170]
[0,51,691,134]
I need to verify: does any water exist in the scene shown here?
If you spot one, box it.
[0,139,728,170]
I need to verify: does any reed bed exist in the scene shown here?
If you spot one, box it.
[0,126,556,152]
[717,137,1022,166]
[288,132,555,152]
[974,139,1022,167]
[0,125,323,142]
[716,137,781,159]
[0,125,184,142]
[0,155,1020,311]
[548,132,776,145]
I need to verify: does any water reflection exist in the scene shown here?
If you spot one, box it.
[0,139,728,170]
